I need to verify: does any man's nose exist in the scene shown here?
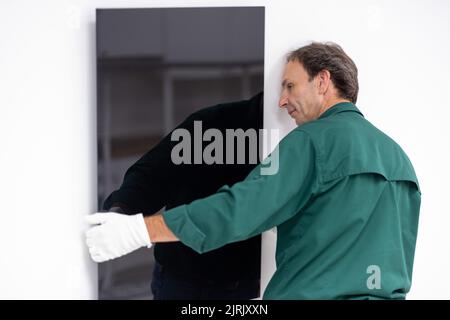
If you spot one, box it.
[279,96,288,109]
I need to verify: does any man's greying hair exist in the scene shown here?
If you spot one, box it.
[287,42,359,103]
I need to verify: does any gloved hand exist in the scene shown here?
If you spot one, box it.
[85,212,152,263]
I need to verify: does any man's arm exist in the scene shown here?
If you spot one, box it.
[85,130,317,262]
[144,214,179,243]
[160,130,318,253]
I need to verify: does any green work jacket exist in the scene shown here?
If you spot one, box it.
[164,102,421,299]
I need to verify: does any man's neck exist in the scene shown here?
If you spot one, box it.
[319,97,351,117]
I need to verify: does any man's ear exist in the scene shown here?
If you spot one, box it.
[316,69,331,95]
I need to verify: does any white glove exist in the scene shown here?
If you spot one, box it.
[85,212,152,263]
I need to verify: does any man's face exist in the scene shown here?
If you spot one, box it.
[279,61,323,125]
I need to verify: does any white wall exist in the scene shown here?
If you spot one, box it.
[0,0,99,299]
[1,0,449,299]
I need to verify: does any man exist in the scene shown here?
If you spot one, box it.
[97,92,263,299]
[86,42,421,299]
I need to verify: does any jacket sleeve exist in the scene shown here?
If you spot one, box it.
[163,129,318,253]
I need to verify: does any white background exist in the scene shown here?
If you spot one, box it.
[1,0,449,299]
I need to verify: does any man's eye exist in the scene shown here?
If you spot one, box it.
[287,84,293,89]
